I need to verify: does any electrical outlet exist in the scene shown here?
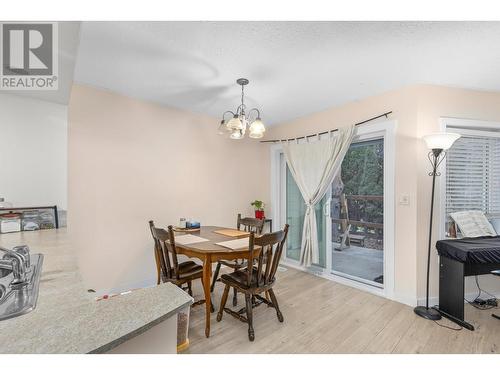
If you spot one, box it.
[399,194,410,205]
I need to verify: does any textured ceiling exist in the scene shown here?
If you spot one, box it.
[74,21,500,125]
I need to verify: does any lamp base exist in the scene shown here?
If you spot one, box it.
[413,306,442,320]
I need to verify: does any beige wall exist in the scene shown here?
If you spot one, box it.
[265,84,500,305]
[265,86,420,305]
[68,84,269,293]
[415,86,500,302]
[68,82,500,303]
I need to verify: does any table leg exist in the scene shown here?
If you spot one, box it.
[203,256,212,338]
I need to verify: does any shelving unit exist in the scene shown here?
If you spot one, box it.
[0,205,59,233]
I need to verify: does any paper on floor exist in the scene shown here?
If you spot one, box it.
[215,238,250,250]
[175,234,209,245]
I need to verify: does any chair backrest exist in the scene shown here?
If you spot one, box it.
[237,214,264,234]
[246,224,289,288]
[149,220,167,282]
[149,221,180,280]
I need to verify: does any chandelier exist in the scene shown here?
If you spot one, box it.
[218,78,266,139]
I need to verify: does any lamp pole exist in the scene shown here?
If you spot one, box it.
[414,132,460,320]
[413,148,444,321]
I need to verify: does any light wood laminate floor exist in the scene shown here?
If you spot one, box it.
[185,267,500,354]
[2,229,497,354]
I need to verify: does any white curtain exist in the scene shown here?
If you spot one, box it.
[282,125,355,267]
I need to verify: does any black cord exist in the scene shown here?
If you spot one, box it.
[430,305,463,331]
[431,277,498,331]
[464,276,498,310]
[475,275,497,299]
[433,319,463,331]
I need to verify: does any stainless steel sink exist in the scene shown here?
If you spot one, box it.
[0,247,44,321]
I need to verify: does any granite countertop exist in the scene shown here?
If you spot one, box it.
[0,229,193,354]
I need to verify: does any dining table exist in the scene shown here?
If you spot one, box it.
[173,225,256,338]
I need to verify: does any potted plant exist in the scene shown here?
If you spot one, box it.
[251,200,265,219]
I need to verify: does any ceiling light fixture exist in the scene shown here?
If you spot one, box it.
[219,78,266,139]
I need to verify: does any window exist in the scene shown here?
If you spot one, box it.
[445,128,500,236]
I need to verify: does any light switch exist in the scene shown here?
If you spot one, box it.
[399,194,410,205]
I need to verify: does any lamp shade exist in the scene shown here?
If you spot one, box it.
[423,132,461,150]
[249,130,264,139]
[217,120,230,135]
[230,129,244,139]
[226,115,243,130]
[249,118,266,139]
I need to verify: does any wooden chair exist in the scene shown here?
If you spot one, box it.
[149,220,211,308]
[210,214,265,306]
[149,220,163,285]
[216,224,289,341]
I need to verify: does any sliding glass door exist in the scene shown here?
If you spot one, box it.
[280,135,385,288]
[330,138,384,286]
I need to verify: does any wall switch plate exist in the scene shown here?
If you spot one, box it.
[399,194,410,205]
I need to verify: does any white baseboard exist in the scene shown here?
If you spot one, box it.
[418,291,500,308]
[280,261,500,309]
[393,293,418,307]
[279,260,390,301]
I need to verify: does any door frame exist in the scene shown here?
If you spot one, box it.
[270,120,396,300]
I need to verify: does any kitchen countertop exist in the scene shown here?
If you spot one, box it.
[0,229,193,354]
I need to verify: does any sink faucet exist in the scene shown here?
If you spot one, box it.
[0,246,30,285]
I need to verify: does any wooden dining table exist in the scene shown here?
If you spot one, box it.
[173,226,255,338]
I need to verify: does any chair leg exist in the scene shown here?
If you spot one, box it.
[217,284,231,322]
[265,291,270,306]
[232,287,238,306]
[245,294,255,341]
[211,262,221,293]
[493,313,500,320]
[187,281,193,297]
[268,288,284,323]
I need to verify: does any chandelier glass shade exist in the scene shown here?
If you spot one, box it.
[219,78,266,140]
[227,115,244,130]
[249,118,265,138]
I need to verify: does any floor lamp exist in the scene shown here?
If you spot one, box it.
[414,132,461,321]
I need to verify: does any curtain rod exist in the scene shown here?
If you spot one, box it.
[259,111,393,143]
